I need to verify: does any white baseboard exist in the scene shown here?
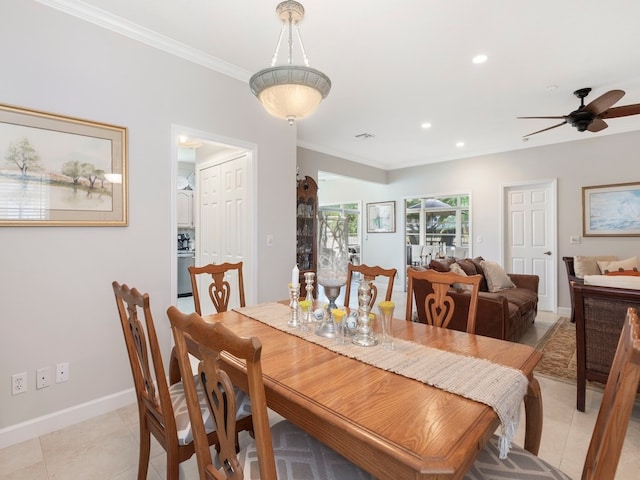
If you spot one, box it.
[0,388,136,449]
[557,306,571,318]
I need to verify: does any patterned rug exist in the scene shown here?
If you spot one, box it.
[534,317,577,383]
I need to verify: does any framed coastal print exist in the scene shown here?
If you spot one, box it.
[367,201,396,233]
[0,103,128,226]
[582,182,640,236]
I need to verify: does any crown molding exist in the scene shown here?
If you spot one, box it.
[35,0,252,83]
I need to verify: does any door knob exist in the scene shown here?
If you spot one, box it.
[543,251,552,256]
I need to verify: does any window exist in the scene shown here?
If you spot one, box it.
[405,194,470,263]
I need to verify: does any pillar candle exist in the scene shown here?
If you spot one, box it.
[292,264,300,286]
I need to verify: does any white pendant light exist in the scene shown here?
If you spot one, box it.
[250,1,331,125]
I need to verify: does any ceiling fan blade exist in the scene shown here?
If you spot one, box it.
[587,118,608,132]
[584,89,625,115]
[523,121,567,138]
[600,103,640,119]
[517,116,566,120]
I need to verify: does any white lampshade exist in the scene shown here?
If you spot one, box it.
[250,65,331,125]
[250,1,331,125]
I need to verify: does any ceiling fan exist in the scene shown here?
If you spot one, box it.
[518,87,640,138]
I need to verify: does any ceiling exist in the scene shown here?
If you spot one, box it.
[43,0,640,170]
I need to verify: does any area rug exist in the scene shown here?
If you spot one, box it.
[534,317,577,383]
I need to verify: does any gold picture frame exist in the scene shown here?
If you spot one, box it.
[582,182,640,236]
[0,103,127,226]
[367,201,396,233]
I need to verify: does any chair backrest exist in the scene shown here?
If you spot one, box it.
[405,268,481,333]
[112,281,178,442]
[189,262,246,315]
[167,306,275,480]
[343,263,397,309]
[581,307,640,480]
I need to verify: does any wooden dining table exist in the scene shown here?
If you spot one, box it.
[192,304,543,480]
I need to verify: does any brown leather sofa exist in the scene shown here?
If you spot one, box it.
[408,257,539,342]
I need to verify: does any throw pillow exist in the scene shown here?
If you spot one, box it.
[429,258,455,272]
[480,260,515,293]
[605,268,640,276]
[456,258,478,276]
[449,263,473,292]
[573,255,618,278]
[469,257,489,292]
[597,256,640,274]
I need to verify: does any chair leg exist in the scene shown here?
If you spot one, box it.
[166,445,180,480]
[137,421,151,480]
[577,374,586,412]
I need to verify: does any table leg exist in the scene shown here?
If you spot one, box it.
[524,375,542,455]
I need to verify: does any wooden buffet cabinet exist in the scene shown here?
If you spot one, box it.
[296,176,317,287]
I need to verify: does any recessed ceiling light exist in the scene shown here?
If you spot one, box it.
[472,54,488,64]
[456,141,465,147]
[421,122,432,129]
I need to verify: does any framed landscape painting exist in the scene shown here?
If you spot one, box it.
[582,182,640,236]
[367,201,396,233]
[0,103,127,226]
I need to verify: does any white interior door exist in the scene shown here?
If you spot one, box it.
[197,154,251,315]
[503,180,557,312]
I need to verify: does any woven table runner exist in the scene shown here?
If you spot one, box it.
[234,302,528,458]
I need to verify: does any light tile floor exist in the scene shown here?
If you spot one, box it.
[2,299,639,479]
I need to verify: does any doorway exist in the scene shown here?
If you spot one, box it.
[171,125,256,311]
[502,179,557,312]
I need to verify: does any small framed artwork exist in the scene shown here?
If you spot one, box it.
[367,201,396,233]
[582,182,640,236]
[0,103,127,226]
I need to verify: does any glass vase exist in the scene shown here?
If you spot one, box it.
[315,212,349,338]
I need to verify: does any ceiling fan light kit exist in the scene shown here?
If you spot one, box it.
[250,1,331,125]
[519,87,640,138]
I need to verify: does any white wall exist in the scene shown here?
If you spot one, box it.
[0,1,295,440]
[299,134,640,313]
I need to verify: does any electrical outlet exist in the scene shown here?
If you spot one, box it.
[12,372,27,395]
[36,367,52,389]
[56,363,70,383]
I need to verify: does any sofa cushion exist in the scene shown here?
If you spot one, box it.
[480,260,515,293]
[573,255,618,278]
[584,274,640,290]
[497,288,539,316]
[597,256,640,274]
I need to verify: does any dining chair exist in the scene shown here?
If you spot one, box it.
[465,306,640,479]
[112,281,253,480]
[343,263,397,309]
[405,268,482,333]
[167,306,375,480]
[189,262,246,315]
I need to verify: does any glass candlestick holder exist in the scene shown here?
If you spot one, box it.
[304,271,315,322]
[288,284,300,328]
[352,279,378,346]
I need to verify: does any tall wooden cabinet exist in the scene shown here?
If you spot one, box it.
[296,176,317,285]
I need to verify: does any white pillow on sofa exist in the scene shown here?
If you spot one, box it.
[573,255,618,278]
[584,274,640,290]
[596,256,640,273]
[480,260,515,292]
